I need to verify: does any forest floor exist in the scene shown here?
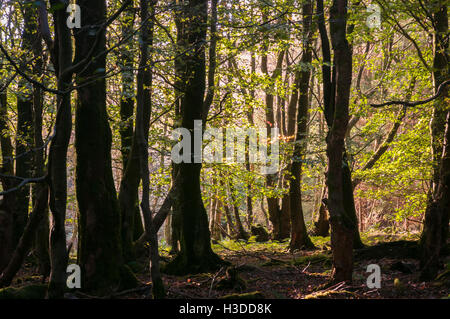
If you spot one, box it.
[5,233,450,299]
[157,234,450,299]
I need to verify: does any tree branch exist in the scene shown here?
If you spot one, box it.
[371,80,449,108]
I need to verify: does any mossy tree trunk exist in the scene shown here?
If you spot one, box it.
[317,0,363,250]
[31,22,50,278]
[0,86,15,273]
[74,0,125,295]
[134,0,165,298]
[320,0,355,283]
[342,154,364,249]
[119,4,135,171]
[117,1,145,262]
[46,0,76,298]
[0,186,48,289]
[289,0,315,252]
[261,44,289,241]
[164,0,223,275]
[14,1,36,248]
[420,1,449,281]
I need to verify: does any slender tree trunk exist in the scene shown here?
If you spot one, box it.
[46,1,74,298]
[245,54,256,228]
[14,3,36,248]
[326,0,355,283]
[210,196,221,241]
[0,186,48,288]
[314,198,330,236]
[229,182,249,240]
[289,0,315,251]
[223,202,236,236]
[0,86,15,273]
[119,4,135,171]
[132,0,165,298]
[31,35,50,278]
[261,46,288,240]
[117,1,145,262]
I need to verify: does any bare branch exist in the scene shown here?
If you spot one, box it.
[371,80,449,108]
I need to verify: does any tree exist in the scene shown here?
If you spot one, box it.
[164,0,224,275]
[419,0,449,281]
[45,0,74,298]
[14,0,36,250]
[288,0,315,251]
[320,0,355,283]
[74,0,134,294]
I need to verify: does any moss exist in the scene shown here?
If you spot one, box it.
[250,225,270,242]
[0,284,47,299]
[355,240,418,260]
[163,250,228,276]
[434,269,450,288]
[127,261,144,274]
[292,252,332,267]
[304,290,356,299]
[119,264,140,290]
[216,268,247,291]
[261,258,287,267]
[220,291,264,299]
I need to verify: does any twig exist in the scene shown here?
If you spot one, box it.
[208,266,225,297]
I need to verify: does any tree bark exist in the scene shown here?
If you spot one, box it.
[0,186,48,288]
[117,1,145,262]
[0,85,15,273]
[229,181,249,240]
[133,0,165,298]
[45,0,74,298]
[31,27,50,278]
[261,46,288,240]
[325,0,355,283]
[14,2,37,248]
[420,0,449,281]
[74,0,127,295]
[163,0,223,275]
[289,0,315,251]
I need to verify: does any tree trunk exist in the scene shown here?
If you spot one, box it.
[325,0,355,283]
[229,182,249,240]
[119,5,135,171]
[315,199,330,237]
[31,32,50,278]
[317,0,362,250]
[245,55,256,228]
[289,0,315,251]
[0,186,48,288]
[261,48,288,240]
[132,0,165,298]
[342,154,364,249]
[0,86,15,273]
[117,2,145,262]
[420,1,449,281]
[163,0,223,275]
[14,3,36,248]
[46,1,74,298]
[74,0,127,295]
